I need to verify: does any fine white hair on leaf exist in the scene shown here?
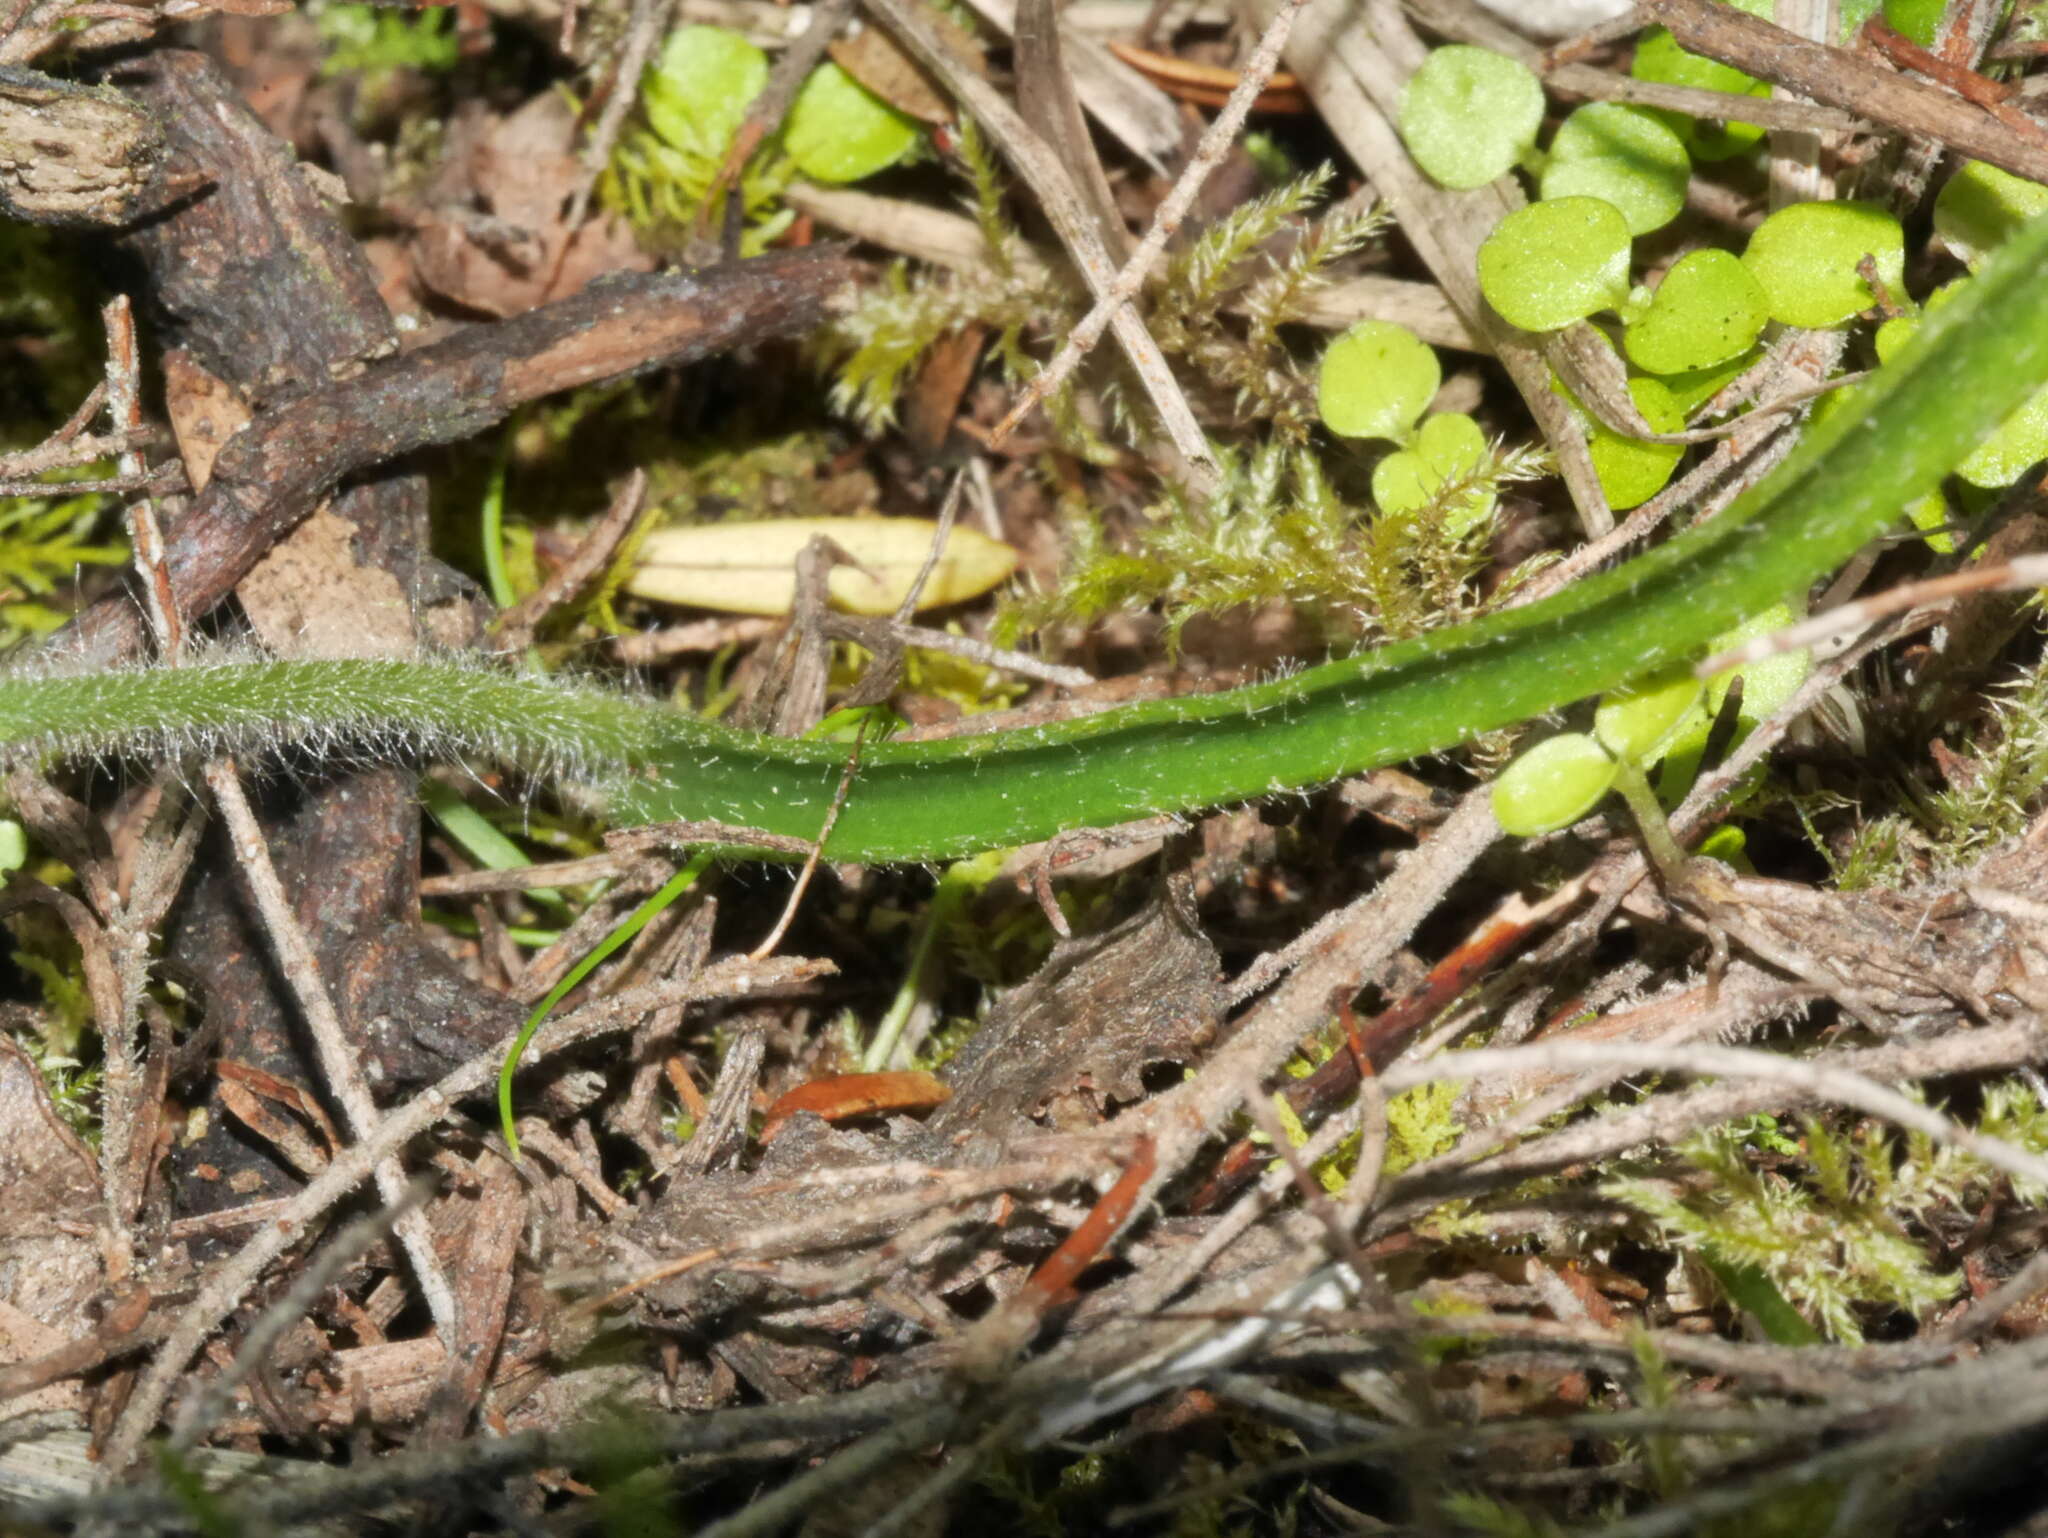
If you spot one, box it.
[0,647,670,801]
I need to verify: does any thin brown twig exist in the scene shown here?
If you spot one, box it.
[201,758,463,1349]
[0,427,148,478]
[747,722,866,959]
[862,0,1217,488]
[991,0,1312,444]
[490,467,649,652]
[98,952,829,1470]
[1640,0,2048,182]
[103,297,183,662]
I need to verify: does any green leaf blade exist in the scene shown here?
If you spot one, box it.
[1398,45,1545,190]
[1478,197,1633,333]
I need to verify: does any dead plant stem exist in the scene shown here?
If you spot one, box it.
[992,0,1312,443]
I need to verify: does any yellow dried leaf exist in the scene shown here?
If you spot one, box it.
[625,516,1018,616]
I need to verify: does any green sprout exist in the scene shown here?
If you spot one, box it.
[1397,45,1545,190]
[612,24,924,247]
[1555,365,1685,509]
[1491,608,1806,840]
[645,29,917,184]
[784,62,920,183]
[1593,664,1707,766]
[1490,731,1622,837]
[1477,196,1633,333]
[643,24,769,161]
[1317,324,1504,536]
[1654,600,1811,800]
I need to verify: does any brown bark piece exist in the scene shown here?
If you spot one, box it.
[926,882,1223,1140]
[109,51,396,402]
[0,67,163,227]
[237,507,415,660]
[54,243,862,670]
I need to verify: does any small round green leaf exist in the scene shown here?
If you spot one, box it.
[0,819,24,875]
[1318,321,1441,441]
[1740,201,1905,329]
[1415,410,1485,471]
[1398,46,1545,190]
[1629,10,1771,161]
[1478,197,1633,333]
[1539,104,1692,236]
[644,25,768,157]
[1416,411,1493,534]
[1935,162,2048,271]
[1881,0,1943,47]
[1559,371,1686,510]
[1371,449,1430,517]
[1595,667,1706,765]
[1624,249,1770,374]
[785,61,921,184]
[1371,411,1496,534]
[1873,311,1917,366]
[1492,733,1619,836]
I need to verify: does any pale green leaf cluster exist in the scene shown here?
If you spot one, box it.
[605,25,923,253]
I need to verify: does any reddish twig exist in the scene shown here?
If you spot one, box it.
[1639,0,2048,181]
[1013,1134,1158,1308]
